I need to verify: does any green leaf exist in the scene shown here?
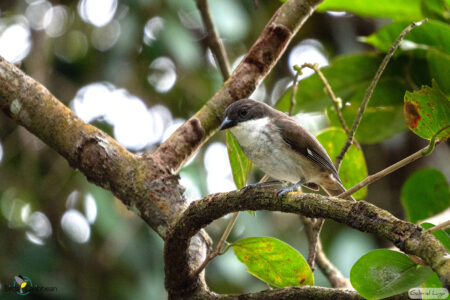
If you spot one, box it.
[316,128,368,199]
[403,83,450,140]
[232,237,313,287]
[365,20,450,54]
[317,0,423,20]
[276,54,410,143]
[421,272,443,288]
[350,249,434,299]
[427,49,450,94]
[401,169,450,223]
[421,222,450,251]
[421,0,450,23]
[226,131,252,189]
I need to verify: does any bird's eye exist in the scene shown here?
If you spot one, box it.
[239,109,248,117]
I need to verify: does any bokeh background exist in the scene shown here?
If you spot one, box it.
[0,0,448,299]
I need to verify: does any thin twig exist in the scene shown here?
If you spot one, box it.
[338,142,438,199]
[335,19,428,169]
[426,220,450,233]
[301,217,325,272]
[290,66,301,116]
[302,216,351,288]
[193,175,270,276]
[301,63,350,135]
[193,212,239,277]
[196,0,231,79]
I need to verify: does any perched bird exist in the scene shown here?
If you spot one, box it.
[219,99,354,200]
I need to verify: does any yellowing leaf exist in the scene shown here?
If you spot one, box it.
[232,237,313,288]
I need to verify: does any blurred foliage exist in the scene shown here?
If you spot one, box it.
[0,0,449,298]
[317,0,424,20]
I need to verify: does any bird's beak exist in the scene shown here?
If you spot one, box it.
[219,117,236,130]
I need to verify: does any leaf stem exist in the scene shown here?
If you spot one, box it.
[422,125,449,156]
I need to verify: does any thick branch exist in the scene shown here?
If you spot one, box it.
[0,56,187,237]
[211,286,362,299]
[165,189,450,297]
[211,287,408,300]
[154,0,324,172]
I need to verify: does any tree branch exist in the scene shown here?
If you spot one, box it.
[338,143,439,199]
[196,0,231,79]
[335,19,428,169]
[165,189,450,297]
[154,0,324,172]
[210,286,363,299]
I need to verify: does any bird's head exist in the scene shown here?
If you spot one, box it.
[219,99,269,130]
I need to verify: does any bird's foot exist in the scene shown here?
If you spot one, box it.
[277,179,306,197]
[277,185,299,197]
[241,181,281,194]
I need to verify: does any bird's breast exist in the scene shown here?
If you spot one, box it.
[230,118,313,183]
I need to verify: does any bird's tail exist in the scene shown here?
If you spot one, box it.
[321,179,355,201]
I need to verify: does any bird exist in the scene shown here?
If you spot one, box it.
[219,99,354,200]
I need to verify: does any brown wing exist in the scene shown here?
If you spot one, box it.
[274,117,340,180]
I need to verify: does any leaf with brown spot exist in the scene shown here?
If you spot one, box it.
[403,82,450,140]
[232,237,313,288]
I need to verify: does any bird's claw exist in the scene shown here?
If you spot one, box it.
[277,187,295,197]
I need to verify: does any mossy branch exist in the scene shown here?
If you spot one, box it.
[164,189,450,298]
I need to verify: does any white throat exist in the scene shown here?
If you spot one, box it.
[229,117,270,148]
